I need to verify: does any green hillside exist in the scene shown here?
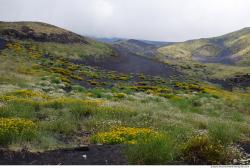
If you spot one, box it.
[0,21,114,60]
[157,28,250,65]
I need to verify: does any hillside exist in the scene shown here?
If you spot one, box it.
[112,39,158,58]
[157,28,250,65]
[0,21,114,60]
[0,22,250,165]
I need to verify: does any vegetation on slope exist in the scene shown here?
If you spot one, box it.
[158,39,221,59]
[0,21,114,60]
[157,27,250,65]
[0,22,249,165]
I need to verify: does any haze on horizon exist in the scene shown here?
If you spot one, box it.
[0,0,250,42]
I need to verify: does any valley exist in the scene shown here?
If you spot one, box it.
[0,21,250,165]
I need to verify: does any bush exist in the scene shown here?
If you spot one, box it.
[208,121,240,145]
[0,118,37,145]
[91,127,155,144]
[114,93,126,99]
[90,88,106,98]
[42,117,77,136]
[181,134,232,164]
[6,89,46,99]
[0,100,39,118]
[40,111,78,136]
[72,85,86,92]
[69,103,95,118]
[125,134,176,165]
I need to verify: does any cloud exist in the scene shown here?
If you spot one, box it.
[0,0,250,41]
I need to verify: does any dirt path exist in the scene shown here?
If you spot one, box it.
[0,145,127,165]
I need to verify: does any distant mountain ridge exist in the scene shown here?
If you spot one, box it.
[94,37,173,58]
[95,37,172,47]
[94,37,125,44]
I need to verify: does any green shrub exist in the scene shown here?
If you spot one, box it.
[208,121,240,145]
[125,134,176,165]
[230,111,244,122]
[181,134,232,164]
[0,118,37,145]
[51,76,61,84]
[161,124,192,143]
[0,101,39,118]
[40,113,78,136]
[72,85,86,92]
[44,100,64,109]
[114,93,126,99]
[90,88,106,98]
[69,103,95,118]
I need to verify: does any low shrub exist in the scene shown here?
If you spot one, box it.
[0,118,37,145]
[6,90,46,99]
[44,98,104,109]
[72,85,86,92]
[0,100,39,118]
[208,121,240,145]
[69,103,96,118]
[181,134,232,164]
[41,114,78,136]
[125,133,176,165]
[174,82,205,92]
[114,93,126,99]
[91,127,155,144]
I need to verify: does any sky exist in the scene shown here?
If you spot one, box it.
[0,0,250,42]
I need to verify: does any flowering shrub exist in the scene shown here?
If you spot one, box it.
[181,134,232,164]
[12,90,45,98]
[0,118,37,145]
[114,93,126,99]
[91,127,155,144]
[0,95,16,102]
[174,82,205,92]
[49,98,104,105]
[1,90,47,100]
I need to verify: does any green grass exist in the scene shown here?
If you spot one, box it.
[125,133,177,165]
[37,41,113,60]
[208,121,241,145]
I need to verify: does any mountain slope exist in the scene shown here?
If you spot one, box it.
[157,28,250,65]
[0,21,88,43]
[112,39,158,58]
[0,21,114,60]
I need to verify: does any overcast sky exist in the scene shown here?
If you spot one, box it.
[0,0,250,41]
